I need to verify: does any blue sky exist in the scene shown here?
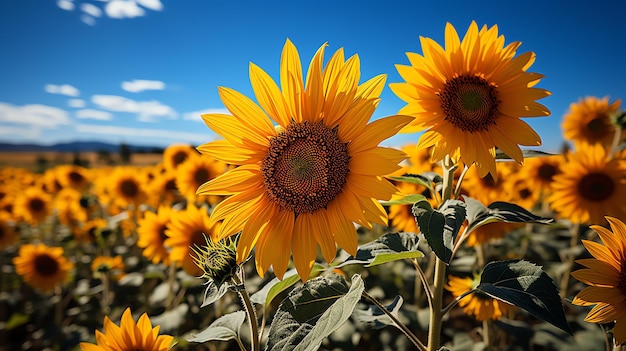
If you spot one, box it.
[0,0,624,153]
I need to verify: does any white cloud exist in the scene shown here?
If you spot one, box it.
[135,0,163,11]
[81,15,96,26]
[45,84,80,97]
[68,99,86,108]
[75,124,209,145]
[105,0,145,18]
[81,3,102,17]
[183,108,230,122]
[57,0,75,11]
[76,109,113,121]
[0,125,42,139]
[0,102,71,128]
[121,79,165,93]
[91,95,176,121]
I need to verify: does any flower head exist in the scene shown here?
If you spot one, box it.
[562,96,622,150]
[572,217,626,345]
[390,21,550,177]
[197,39,411,280]
[446,275,513,321]
[80,307,174,351]
[191,234,239,290]
[12,243,74,293]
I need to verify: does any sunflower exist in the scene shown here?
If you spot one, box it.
[164,204,219,275]
[572,217,626,345]
[54,187,89,228]
[146,169,181,207]
[77,218,109,243]
[465,221,523,247]
[503,172,539,210]
[196,39,412,279]
[461,164,511,206]
[91,255,125,280]
[446,275,514,321]
[80,307,174,351]
[518,154,564,197]
[547,144,626,224]
[162,144,198,171]
[390,21,550,177]
[12,243,74,293]
[562,96,622,150]
[108,167,147,208]
[137,206,174,265]
[175,153,225,204]
[389,180,435,233]
[13,187,51,225]
[55,164,91,191]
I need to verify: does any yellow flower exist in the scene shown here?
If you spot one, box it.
[390,21,550,177]
[91,255,125,280]
[137,206,174,265]
[465,221,523,247]
[108,167,147,207]
[175,153,225,204]
[518,155,564,196]
[446,275,513,321]
[162,144,197,171]
[572,217,626,345]
[547,145,626,224]
[12,243,74,293]
[55,164,91,191]
[80,307,174,351]
[197,39,411,280]
[461,164,511,206]
[562,96,622,150]
[13,187,51,225]
[164,204,219,276]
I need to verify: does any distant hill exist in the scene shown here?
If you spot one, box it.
[0,141,164,153]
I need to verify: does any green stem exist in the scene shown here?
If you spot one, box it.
[362,290,426,351]
[232,274,259,351]
[427,155,456,351]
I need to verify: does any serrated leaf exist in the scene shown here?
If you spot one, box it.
[187,311,246,343]
[353,295,403,330]
[366,251,424,267]
[476,260,572,335]
[412,199,466,264]
[338,232,421,268]
[380,193,426,206]
[266,273,364,351]
[463,196,554,235]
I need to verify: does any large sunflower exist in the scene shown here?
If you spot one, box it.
[572,217,626,345]
[12,243,74,293]
[547,145,626,224]
[390,21,550,177]
[197,39,411,279]
[562,96,622,150]
[446,275,514,321]
[80,307,174,351]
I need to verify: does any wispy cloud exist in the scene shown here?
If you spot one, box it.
[182,108,229,122]
[91,95,176,122]
[75,124,210,145]
[121,79,166,93]
[45,84,80,97]
[57,0,74,11]
[68,99,86,108]
[76,109,113,121]
[57,0,164,25]
[0,102,71,128]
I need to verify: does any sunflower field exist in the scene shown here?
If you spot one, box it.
[2,21,626,351]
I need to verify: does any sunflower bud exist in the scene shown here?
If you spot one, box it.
[191,234,238,289]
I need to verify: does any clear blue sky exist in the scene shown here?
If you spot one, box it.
[0,0,624,153]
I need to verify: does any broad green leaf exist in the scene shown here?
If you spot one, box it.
[463,196,553,235]
[380,193,426,206]
[353,295,403,330]
[366,251,424,267]
[476,260,572,335]
[251,264,324,308]
[495,149,556,160]
[266,273,363,351]
[412,199,466,264]
[338,232,422,267]
[187,311,246,343]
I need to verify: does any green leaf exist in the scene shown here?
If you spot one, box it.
[380,193,426,206]
[390,172,443,187]
[353,295,403,330]
[463,196,554,235]
[476,260,572,335]
[266,273,364,351]
[412,199,466,264]
[338,232,422,267]
[251,264,324,308]
[495,149,556,160]
[366,251,424,267]
[187,311,246,343]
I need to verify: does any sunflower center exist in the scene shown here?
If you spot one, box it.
[165,179,177,192]
[578,172,615,202]
[619,262,626,295]
[69,171,85,184]
[194,167,210,185]
[120,179,139,198]
[28,198,45,213]
[538,163,558,182]
[34,254,60,276]
[440,75,499,132]
[173,151,188,167]
[586,116,611,135]
[261,121,349,214]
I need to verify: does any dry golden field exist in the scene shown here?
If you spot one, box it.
[0,151,163,171]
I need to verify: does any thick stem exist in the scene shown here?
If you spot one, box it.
[232,275,260,351]
[362,290,426,351]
